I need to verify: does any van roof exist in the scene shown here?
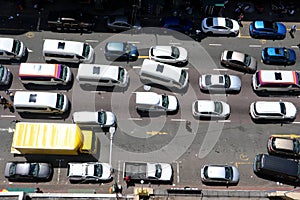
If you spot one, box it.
[257,70,298,85]
[43,39,85,54]
[19,63,61,77]
[77,64,120,80]
[14,91,60,108]
[140,59,183,82]
[0,38,14,52]
[136,92,160,105]
[261,154,298,176]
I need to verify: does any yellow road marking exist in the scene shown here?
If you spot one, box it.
[271,134,300,138]
[238,35,251,38]
[235,162,253,168]
[138,55,149,59]
[146,131,168,135]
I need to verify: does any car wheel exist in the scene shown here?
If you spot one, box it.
[207,31,213,36]
[229,32,236,37]
[265,60,270,64]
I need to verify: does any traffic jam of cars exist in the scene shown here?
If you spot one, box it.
[0,7,299,191]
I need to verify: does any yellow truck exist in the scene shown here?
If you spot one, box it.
[11,122,98,155]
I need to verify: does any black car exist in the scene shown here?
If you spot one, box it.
[47,10,95,32]
[104,42,139,61]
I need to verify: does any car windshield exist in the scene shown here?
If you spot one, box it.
[224,166,233,180]
[283,48,290,59]
[264,21,278,31]
[125,43,131,53]
[294,140,300,153]
[82,43,90,58]
[118,67,125,82]
[214,101,223,114]
[224,74,231,88]
[0,66,4,79]
[59,64,68,80]
[9,164,16,176]
[29,163,39,177]
[55,94,64,110]
[94,164,103,177]
[155,164,162,178]
[206,18,213,26]
[205,75,212,85]
[279,102,286,115]
[171,46,180,58]
[225,19,233,28]
[98,111,106,124]
[243,54,251,66]
[179,70,187,86]
[12,39,21,55]
[162,94,169,108]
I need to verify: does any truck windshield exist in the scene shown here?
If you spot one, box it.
[94,164,103,177]
[162,95,169,108]
[12,39,21,55]
[98,111,106,125]
[118,67,125,83]
[55,94,64,110]
[155,164,162,178]
[82,43,90,58]
[59,64,68,81]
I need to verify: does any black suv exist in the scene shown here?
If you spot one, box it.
[47,10,95,32]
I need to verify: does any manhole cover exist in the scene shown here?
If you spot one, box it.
[26,32,35,38]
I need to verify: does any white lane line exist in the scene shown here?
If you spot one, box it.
[0,115,16,118]
[249,44,262,48]
[27,48,33,53]
[0,128,14,133]
[292,122,300,124]
[132,66,141,69]
[182,67,189,70]
[213,68,228,71]
[217,120,231,123]
[128,118,142,121]
[85,39,99,43]
[176,161,180,183]
[169,42,181,45]
[291,46,299,48]
[117,160,121,183]
[127,41,140,44]
[209,43,222,46]
[171,119,186,122]
[7,88,24,91]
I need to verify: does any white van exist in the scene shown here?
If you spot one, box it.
[135,92,178,112]
[0,38,26,61]
[252,70,300,92]
[139,59,188,90]
[18,63,72,85]
[14,91,69,114]
[42,39,94,63]
[76,64,129,87]
[0,65,12,86]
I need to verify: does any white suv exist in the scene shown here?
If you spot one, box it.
[250,101,297,121]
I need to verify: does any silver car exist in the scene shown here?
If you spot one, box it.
[201,17,240,36]
[5,162,52,181]
[221,50,257,74]
[201,165,240,184]
[149,45,188,65]
[72,111,116,127]
[199,74,241,93]
[192,100,230,119]
[106,15,141,32]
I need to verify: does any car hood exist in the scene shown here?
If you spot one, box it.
[277,22,287,35]
[221,102,231,116]
[288,49,296,61]
[177,46,188,61]
[285,102,297,118]
[167,95,178,111]
[100,163,112,180]
[105,111,116,126]
[228,75,241,90]
[38,163,52,178]
[232,20,240,33]
[231,166,240,183]
[248,56,257,72]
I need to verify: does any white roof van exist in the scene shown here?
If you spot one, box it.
[14,91,69,114]
[18,63,72,85]
[0,38,26,61]
[139,59,188,90]
[135,92,178,112]
[76,64,129,87]
[42,39,94,63]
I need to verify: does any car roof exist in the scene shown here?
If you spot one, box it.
[206,165,227,179]
[43,39,85,53]
[266,47,285,56]
[151,46,173,57]
[196,100,216,112]
[0,38,14,52]
[254,101,282,114]
[205,74,225,85]
[273,137,295,151]
[136,92,160,105]
[14,91,60,108]
[106,42,125,52]
[257,70,298,85]
[226,51,245,62]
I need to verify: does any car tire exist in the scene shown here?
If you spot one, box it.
[229,32,236,37]
[207,31,213,36]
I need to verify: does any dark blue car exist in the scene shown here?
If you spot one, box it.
[161,17,193,34]
[249,21,286,40]
[262,47,296,65]
[104,42,139,61]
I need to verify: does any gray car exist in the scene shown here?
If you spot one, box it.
[5,162,52,181]
[221,50,257,74]
[106,15,141,32]
[201,164,240,184]
[199,74,241,93]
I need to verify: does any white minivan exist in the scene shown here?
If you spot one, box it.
[135,92,178,112]
[14,91,69,114]
[139,59,188,90]
[76,64,129,87]
[0,38,27,61]
[43,39,94,63]
[18,63,72,85]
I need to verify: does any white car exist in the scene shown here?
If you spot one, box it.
[72,111,116,127]
[250,101,297,121]
[135,92,178,112]
[201,165,240,184]
[149,45,188,65]
[201,17,240,36]
[0,37,27,61]
[192,100,230,119]
[199,74,241,93]
[68,162,112,182]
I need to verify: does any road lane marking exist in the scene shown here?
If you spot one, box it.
[169,42,181,45]
[176,161,180,183]
[0,128,14,133]
[146,131,168,135]
[0,115,16,118]
[8,88,24,91]
[217,120,231,123]
[171,119,186,122]
[213,68,228,71]
[132,66,141,69]
[271,134,300,138]
[292,122,300,124]
[291,45,299,48]
[235,162,253,168]
[249,44,262,48]
[128,118,142,121]
[27,48,33,53]
[138,55,149,59]
[85,39,99,43]
[238,35,251,39]
[127,41,140,44]
[208,43,222,46]
[117,160,121,183]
